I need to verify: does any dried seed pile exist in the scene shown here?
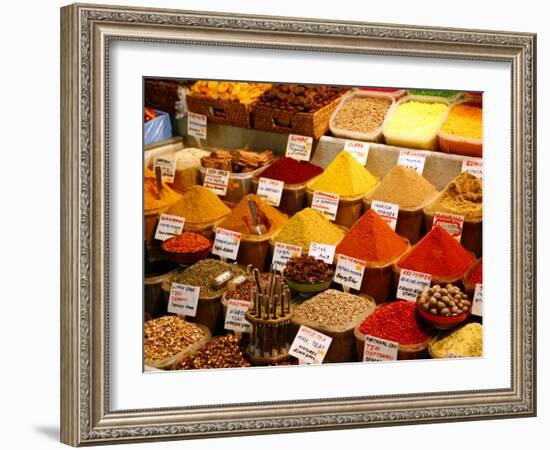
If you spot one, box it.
[333,97,392,132]
[176,335,250,370]
[293,289,374,329]
[283,255,334,284]
[144,316,208,362]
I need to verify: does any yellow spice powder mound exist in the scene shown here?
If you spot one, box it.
[307,151,378,197]
[144,168,182,212]
[166,185,231,224]
[429,172,482,218]
[385,101,448,139]
[274,208,346,249]
[430,323,482,358]
[440,104,482,139]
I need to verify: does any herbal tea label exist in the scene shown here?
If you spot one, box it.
[154,214,185,241]
[289,325,332,365]
[153,156,177,183]
[203,168,230,196]
[187,112,207,139]
[461,158,483,178]
[363,335,399,362]
[396,269,432,302]
[286,134,313,161]
[472,283,483,316]
[224,299,252,333]
[334,254,366,291]
[308,242,336,264]
[168,283,200,317]
[371,200,399,231]
[257,177,284,207]
[212,228,242,260]
[397,150,427,174]
[343,140,370,166]
[433,212,464,242]
[272,242,302,271]
[311,190,340,221]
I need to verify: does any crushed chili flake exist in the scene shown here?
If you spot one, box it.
[161,231,211,253]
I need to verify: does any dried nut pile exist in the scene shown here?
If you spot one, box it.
[417,284,472,316]
[283,255,334,284]
[293,289,374,328]
[144,316,208,362]
[333,97,392,132]
[176,335,250,370]
[256,84,345,113]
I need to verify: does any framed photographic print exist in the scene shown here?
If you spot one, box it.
[60,3,536,446]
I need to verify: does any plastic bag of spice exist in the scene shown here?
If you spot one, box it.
[289,290,376,363]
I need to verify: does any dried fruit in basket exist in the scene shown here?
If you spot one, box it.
[190,80,271,104]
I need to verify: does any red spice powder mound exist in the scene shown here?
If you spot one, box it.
[336,210,407,263]
[258,157,323,184]
[468,261,483,284]
[358,301,430,345]
[398,226,475,277]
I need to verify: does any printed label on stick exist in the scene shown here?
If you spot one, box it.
[257,177,284,207]
[472,283,483,316]
[371,200,399,231]
[396,269,432,301]
[311,190,339,221]
[154,214,185,241]
[343,140,370,166]
[397,150,427,174]
[286,134,313,161]
[168,283,200,317]
[187,112,207,139]
[363,335,399,362]
[289,325,332,365]
[212,228,241,260]
[433,212,464,242]
[203,168,230,196]
[461,158,483,178]
[308,242,336,264]
[153,156,176,183]
[334,254,366,291]
[225,299,252,333]
[272,242,302,271]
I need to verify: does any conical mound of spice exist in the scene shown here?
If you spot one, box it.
[258,157,323,184]
[427,172,482,218]
[336,210,407,263]
[397,226,475,277]
[144,168,182,212]
[275,207,346,249]
[369,165,436,208]
[218,194,288,235]
[167,185,230,224]
[307,151,378,197]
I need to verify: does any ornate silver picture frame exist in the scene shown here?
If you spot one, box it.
[60,3,536,446]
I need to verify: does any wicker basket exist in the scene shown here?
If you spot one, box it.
[186,95,253,128]
[252,96,343,139]
[144,79,191,114]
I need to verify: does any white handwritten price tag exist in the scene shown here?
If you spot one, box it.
[334,254,366,291]
[371,200,399,231]
[311,190,339,221]
[461,158,483,178]
[154,214,185,241]
[286,134,313,161]
[257,177,284,206]
[396,269,432,301]
[308,242,335,264]
[433,212,464,242]
[289,325,332,365]
[212,228,241,260]
[343,140,370,166]
[187,112,207,139]
[272,242,302,271]
[168,283,200,317]
[363,335,399,362]
[153,156,177,183]
[472,283,483,316]
[203,168,230,196]
[224,299,252,333]
[397,150,427,174]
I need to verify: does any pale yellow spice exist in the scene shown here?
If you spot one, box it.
[431,323,482,358]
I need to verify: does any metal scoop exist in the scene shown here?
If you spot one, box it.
[247,198,267,235]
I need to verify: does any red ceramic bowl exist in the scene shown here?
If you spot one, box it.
[160,240,212,265]
[417,306,470,330]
